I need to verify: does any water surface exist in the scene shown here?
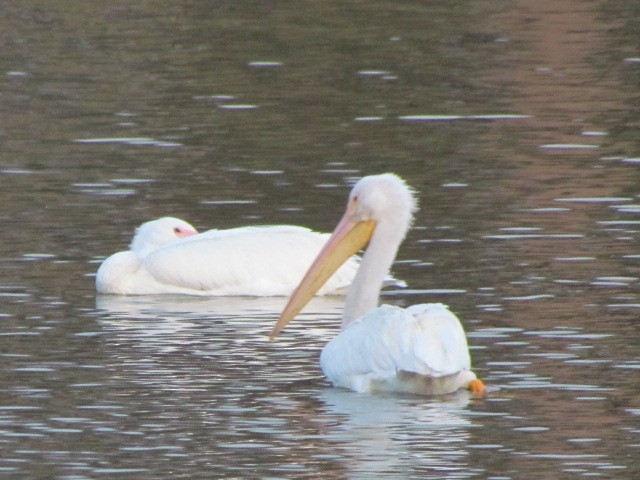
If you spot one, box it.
[1,1,639,478]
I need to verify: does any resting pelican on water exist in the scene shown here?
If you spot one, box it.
[270,173,485,396]
[96,217,401,296]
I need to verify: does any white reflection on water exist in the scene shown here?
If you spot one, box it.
[95,294,345,352]
[317,388,477,478]
[247,61,283,68]
[96,294,290,318]
[92,294,489,478]
[218,104,258,110]
[74,137,182,147]
[95,295,289,351]
[397,114,531,121]
[539,143,599,150]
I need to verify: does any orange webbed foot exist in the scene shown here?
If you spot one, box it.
[468,378,486,396]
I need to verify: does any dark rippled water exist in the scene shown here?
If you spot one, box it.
[1,1,639,478]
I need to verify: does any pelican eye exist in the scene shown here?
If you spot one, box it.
[173,227,182,234]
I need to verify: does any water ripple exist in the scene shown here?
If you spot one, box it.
[74,137,182,147]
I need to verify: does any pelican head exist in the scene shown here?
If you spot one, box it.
[130,217,198,258]
[270,173,417,339]
[346,173,417,229]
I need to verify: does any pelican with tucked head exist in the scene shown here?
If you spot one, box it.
[96,216,402,296]
[270,173,485,396]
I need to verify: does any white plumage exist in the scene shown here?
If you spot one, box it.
[320,304,476,395]
[271,173,484,396]
[96,217,398,296]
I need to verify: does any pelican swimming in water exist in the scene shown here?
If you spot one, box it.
[96,216,402,296]
[270,173,485,396]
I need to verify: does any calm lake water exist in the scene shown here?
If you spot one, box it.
[1,1,639,478]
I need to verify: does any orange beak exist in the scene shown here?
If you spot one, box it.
[269,204,375,340]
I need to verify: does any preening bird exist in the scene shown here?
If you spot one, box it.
[270,173,485,396]
[96,216,401,296]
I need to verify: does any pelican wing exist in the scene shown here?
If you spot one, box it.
[142,226,359,296]
[320,304,472,391]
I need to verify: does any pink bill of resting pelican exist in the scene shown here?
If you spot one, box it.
[270,173,485,396]
[96,216,402,296]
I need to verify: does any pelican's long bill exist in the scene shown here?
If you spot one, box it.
[269,206,375,340]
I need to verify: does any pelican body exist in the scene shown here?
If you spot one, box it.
[271,174,485,396]
[95,217,391,296]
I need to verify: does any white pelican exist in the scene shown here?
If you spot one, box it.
[270,173,485,396]
[96,216,401,296]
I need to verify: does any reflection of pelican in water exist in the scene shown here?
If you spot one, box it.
[318,388,474,477]
[271,174,485,396]
[95,294,346,339]
[96,217,402,296]
[96,294,292,319]
[94,294,345,395]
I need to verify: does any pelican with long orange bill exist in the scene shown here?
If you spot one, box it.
[270,173,485,396]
